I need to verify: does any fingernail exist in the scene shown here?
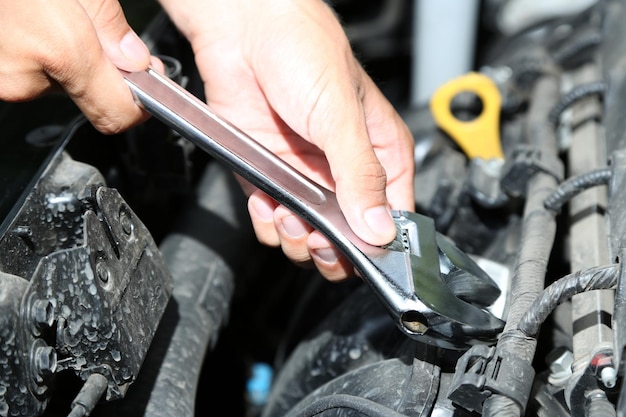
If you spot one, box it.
[363,205,396,239]
[312,248,338,265]
[119,30,150,65]
[282,216,307,239]
[250,198,274,222]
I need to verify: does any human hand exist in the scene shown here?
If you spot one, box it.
[0,0,154,133]
[159,0,415,280]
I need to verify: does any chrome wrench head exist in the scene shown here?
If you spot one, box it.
[121,68,505,350]
[380,211,504,349]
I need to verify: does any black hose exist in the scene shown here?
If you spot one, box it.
[108,163,257,417]
[585,390,617,417]
[552,31,603,69]
[518,264,618,337]
[343,0,405,44]
[548,81,606,126]
[543,167,612,212]
[283,394,410,417]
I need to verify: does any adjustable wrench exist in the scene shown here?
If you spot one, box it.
[121,68,505,350]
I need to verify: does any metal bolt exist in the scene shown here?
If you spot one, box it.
[547,347,573,376]
[96,258,110,284]
[119,207,133,236]
[31,299,55,329]
[35,346,57,377]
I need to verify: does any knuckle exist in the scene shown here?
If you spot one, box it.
[84,0,125,27]
[39,43,83,86]
[357,160,388,192]
[90,113,127,135]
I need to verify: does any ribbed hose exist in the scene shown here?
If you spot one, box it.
[518,264,618,337]
[552,31,603,68]
[482,75,562,417]
[283,394,410,417]
[548,81,606,126]
[109,162,257,417]
[543,167,612,212]
[586,390,617,417]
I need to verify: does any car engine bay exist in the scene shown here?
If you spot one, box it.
[1,0,626,416]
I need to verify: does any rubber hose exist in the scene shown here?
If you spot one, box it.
[109,162,257,417]
[552,31,603,68]
[585,390,617,417]
[283,394,410,417]
[343,0,405,43]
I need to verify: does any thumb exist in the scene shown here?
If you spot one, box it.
[332,146,397,247]
[79,0,150,71]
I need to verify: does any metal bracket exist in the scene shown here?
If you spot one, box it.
[20,186,173,400]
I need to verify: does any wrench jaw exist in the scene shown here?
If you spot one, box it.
[390,268,506,350]
[397,300,506,351]
[376,211,506,350]
[398,310,502,351]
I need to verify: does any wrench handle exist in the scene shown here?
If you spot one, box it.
[121,68,369,253]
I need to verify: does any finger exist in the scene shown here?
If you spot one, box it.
[249,1,399,246]
[247,190,281,247]
[307,231,355,281]
[150,55,166,74]
[316,62,414,247]
[307,68,399,247]
[43,0,150,134]
[358,68,415,212]
[274,206,314,268]
[79,0,151,71]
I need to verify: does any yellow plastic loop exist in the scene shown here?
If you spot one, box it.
[429,72,504,160]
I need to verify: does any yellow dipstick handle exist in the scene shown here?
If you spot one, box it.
[429,72,504,160]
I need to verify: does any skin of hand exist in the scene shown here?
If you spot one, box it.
[0,0,154,133]
[159,0,416,280]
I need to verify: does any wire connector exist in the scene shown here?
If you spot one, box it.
[500,144,564,198]
[447,344,536,414]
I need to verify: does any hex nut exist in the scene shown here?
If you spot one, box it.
[32,299,55,329]
[547,346,573,376]
[35,346,58,377]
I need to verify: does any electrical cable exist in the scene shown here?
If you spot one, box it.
[272,271,325,370]
[518,263,618,337]
[543,167,612,212]
[283,394,410,417]
[482,74,561,417]
[548,81,606,126]
[552,31,603,68]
